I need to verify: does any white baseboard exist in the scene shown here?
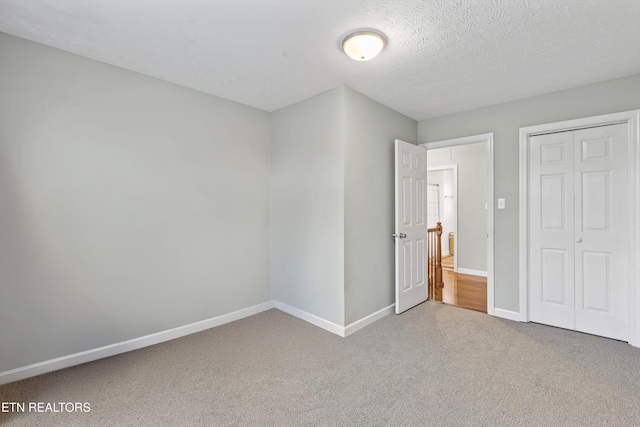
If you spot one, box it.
[273,301,394,338]
[456,268,487,277]
[0,301,274,385]
[344,304,394,337]
[492,308,521,322]
[2,299,395,385]
[273,300,345,337]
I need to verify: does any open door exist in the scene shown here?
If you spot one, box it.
[394,139,428,314]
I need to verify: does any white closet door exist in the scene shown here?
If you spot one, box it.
[574,123,628,341]
[529,123,629,341]
[529,131,576,330]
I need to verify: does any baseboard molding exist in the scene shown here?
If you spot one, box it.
[492,308,521,322]
[0,301,274,385]
[456,268,487,277]
[273,301,394,338]
[344,304,394,337]
[273,300,345,337]
[2,299,395,384]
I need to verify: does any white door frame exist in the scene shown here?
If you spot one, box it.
[427,165,458,269]
[519,110,640,348]
[420,133,495,315]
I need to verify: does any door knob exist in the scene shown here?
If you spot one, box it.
[392,233,407,239]
[575,237,582,243]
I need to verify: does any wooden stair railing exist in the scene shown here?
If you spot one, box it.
[428,222,444,301]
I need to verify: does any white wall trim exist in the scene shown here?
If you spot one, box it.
[487,133,495,316]
[493,308,522,322]
[631,110,640,348]
[456,268,487,278]
[0,301,274,385]
[519,109,640,347]
[421,133,495,315]
[273,301,394,338]
[273,300,346,337]
[344,304,394,337]
[519,125,530,323]
[1,299,398,385]
[424,132,494,150]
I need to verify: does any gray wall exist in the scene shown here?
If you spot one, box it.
[270,86,416,326]
[343,87,416,324]
[427,144,487,272]
[418,74,640,311]
[270,87,346,326]
[0,34,271,372]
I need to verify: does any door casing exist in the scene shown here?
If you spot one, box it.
[519,110,640,347]
[420,133,495,315]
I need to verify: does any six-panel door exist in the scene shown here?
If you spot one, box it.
[395,140,428,314]
[529,123,628,341]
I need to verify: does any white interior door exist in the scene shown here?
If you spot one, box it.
[394,139,428,314]
[573,124,628,340]
[529,123,629,340]
[529,131,576,329]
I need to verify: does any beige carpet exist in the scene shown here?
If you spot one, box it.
[2,303,639,426]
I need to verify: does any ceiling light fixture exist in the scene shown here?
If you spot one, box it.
[341,30,386,61]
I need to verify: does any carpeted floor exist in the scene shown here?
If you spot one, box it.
[1,303,639,426]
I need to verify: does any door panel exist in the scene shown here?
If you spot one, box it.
[395,140,428,314]
[403,240,412,290]
[541,175,566,229]
[415,177,425,226]
[581,172,609,231]
[402,177,411,225]
[582,251,612,313]
[529,132,575,329]
[541,248,569,305]
[574,123,628,341]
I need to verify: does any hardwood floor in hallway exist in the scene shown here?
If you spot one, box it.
[437,256,487,313]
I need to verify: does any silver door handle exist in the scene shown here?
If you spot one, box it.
[392,233,407,239]
[575,237,582,243]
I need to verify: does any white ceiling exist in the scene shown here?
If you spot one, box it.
[1,0,639,121]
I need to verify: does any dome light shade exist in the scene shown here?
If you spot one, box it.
[342,31,385,61]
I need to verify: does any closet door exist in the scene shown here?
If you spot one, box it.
[529,131,576,330]
[574,123,628,341]
[529,123,629,341]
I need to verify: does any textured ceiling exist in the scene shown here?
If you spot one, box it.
[1,0,639,121]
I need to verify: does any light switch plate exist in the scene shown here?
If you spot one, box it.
[498,198,506,209]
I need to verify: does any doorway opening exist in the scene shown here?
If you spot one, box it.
[421,133,495,314]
